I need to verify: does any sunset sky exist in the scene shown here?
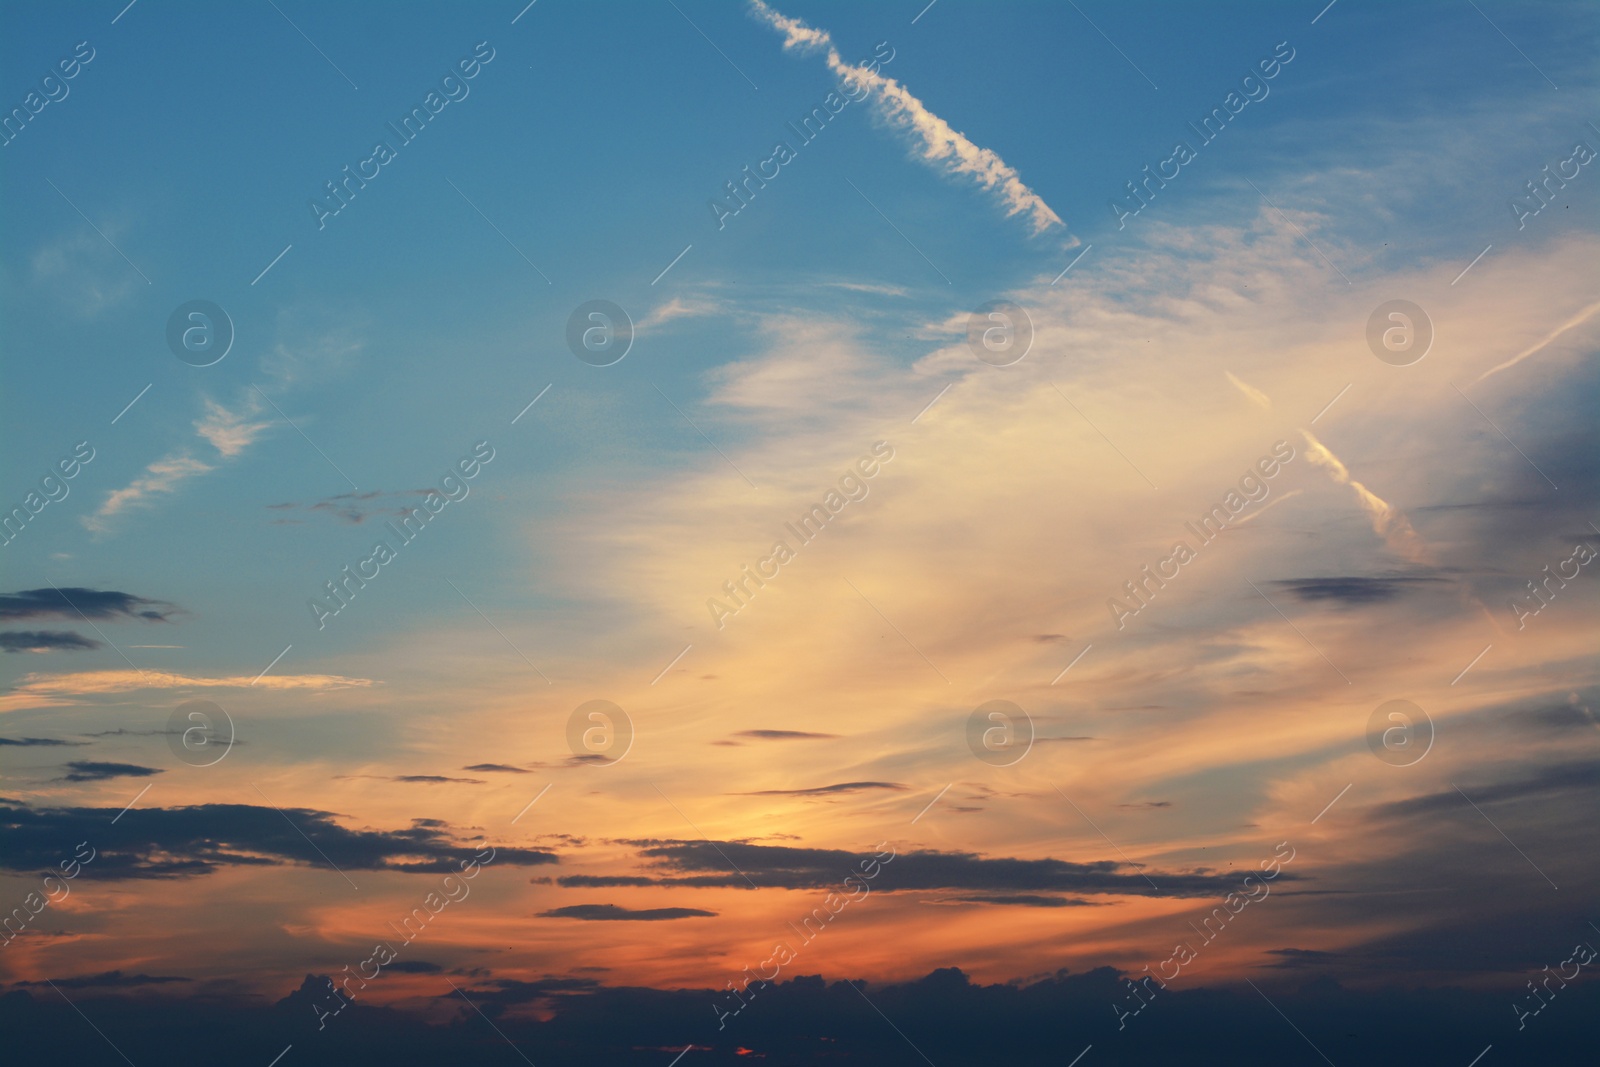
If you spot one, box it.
[2,1,1597,1064]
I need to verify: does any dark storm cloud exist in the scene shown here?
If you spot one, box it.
[538,904,718,921]
[0,588,178,622]
[578,840,1246,897]
[0,801,558,879]
[0,630,101,652]
[59,761,164,782]
[734,781,907,796]
[1271,576,1444,604]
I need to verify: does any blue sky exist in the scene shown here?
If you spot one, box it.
[5,0,1591,682]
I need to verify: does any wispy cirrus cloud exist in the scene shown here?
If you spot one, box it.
[0,668,375,713]
[748,0,1066,237]
[195,395,271,458]
[823,280,910,297]
[85,394,272,534]
[30,227,143,316]
[637,295,722,332]
[83,454,214,534]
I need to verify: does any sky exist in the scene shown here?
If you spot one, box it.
[1,0,1598,1064]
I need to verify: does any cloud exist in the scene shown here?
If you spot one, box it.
[735,781,907,796]
[59,761,164,783]
[334,774,488,785]
[538,904,718,921]
[194,396,272,458]
[15,971,190,990]
[1264,948,1343,968]
[701,315,897,417]
[382,960,443,974]
[0,736,87,747]
[0,588,178,622]
[1271,576,1445,604]
[86,394,272,533]
[823,281,910,297]
[949,894,1101,908]
[0,669,375,714]
[1300,430,1432,563]
[545,216,1598,994]
[268,489,463,526]
[1372,761,1597,819]
[575,841,1243,898]
[747,1,1065,237]
[1225,371,1272,409]
[0,800,560,879]
[1473,295,1600,384]
[463,763,532,774]
[83,454,214,533]
[746,0,831,52]
[1502,698,1600,733]
[0,630,101,653]
[297,491,394,523]
[29,228,142,316]
[637,296,721,332]
[733,730,839,741]
[260,307,366,388]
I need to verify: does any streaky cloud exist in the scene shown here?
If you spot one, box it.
[748,0,1066,237]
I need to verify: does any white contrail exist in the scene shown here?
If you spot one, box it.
[749,0,1065,237]
[1473,297,1600,384]
[1301,430,1431,564]
[1226,371,1272,409]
